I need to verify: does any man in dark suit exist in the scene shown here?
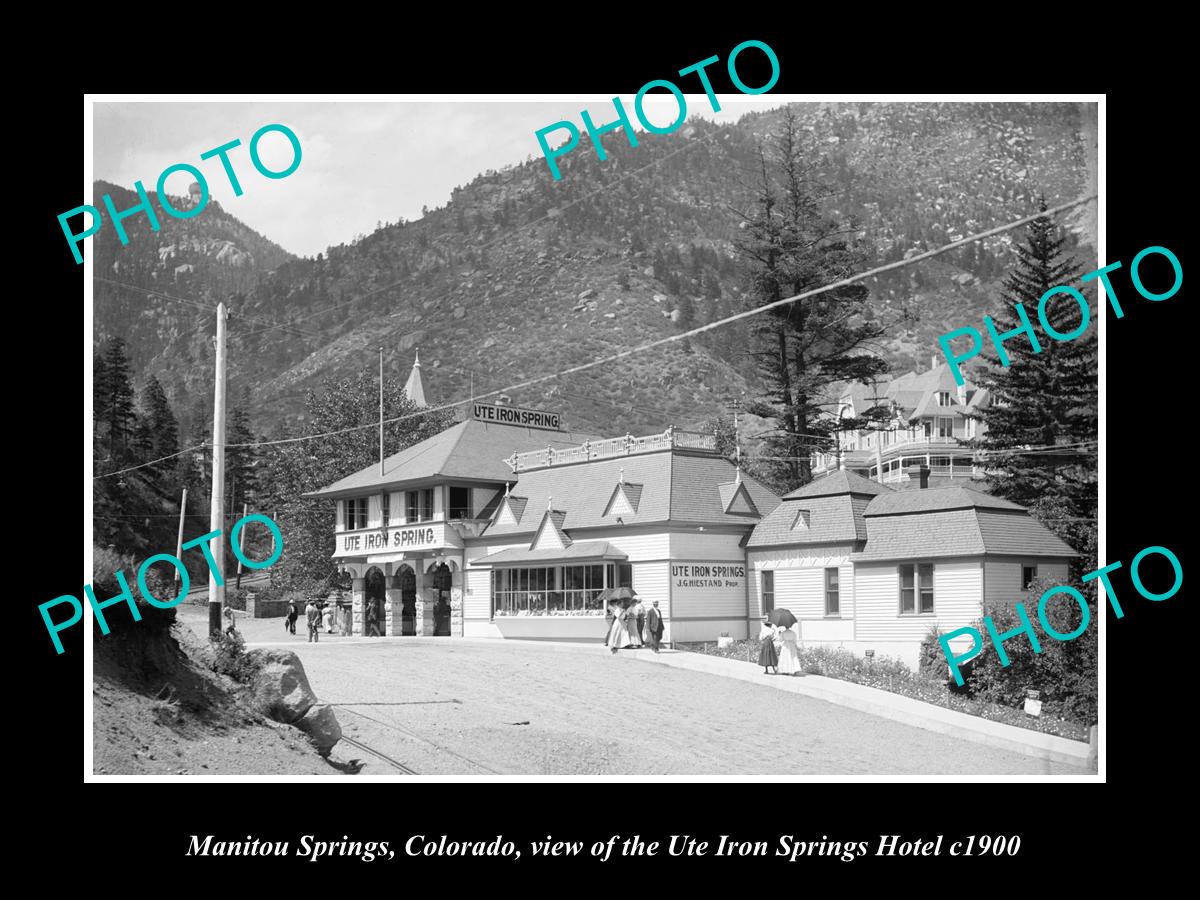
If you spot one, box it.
[645,600,664,652]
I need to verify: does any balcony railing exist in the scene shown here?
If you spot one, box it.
[506,426,718,473]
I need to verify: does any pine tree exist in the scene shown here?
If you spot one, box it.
[227,385,258,517]
[734,111,889,491]
[141,375,179,465]
[96,338,138,465]
[967,199,1097,567]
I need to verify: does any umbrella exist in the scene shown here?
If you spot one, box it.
[597,586,639,604]
[766,608,797,628]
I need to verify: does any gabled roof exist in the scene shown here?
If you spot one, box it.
[603,481,644,517]
[784,469,893,500]
[483,452,780,536]
[718,480,760,516]
[305,420,600,498]
[530,509,571,551]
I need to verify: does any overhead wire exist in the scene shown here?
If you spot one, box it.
[94,194,1097,472]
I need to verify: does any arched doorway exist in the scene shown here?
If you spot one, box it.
[398,565,416,636]
[432,563,452,636]
[364,567,386,637]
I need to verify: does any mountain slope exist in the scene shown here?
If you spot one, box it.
[93,101,1093,440]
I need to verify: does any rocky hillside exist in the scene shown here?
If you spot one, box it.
[94,102,1092,439]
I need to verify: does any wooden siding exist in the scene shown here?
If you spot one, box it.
[856,558,982,643]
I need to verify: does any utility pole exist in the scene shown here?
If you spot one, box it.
[236,501,248,589]
[174,487,188,582]
[728,398,742,482]
[208,301,228,637]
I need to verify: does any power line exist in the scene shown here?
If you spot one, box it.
[93,197,1097,470]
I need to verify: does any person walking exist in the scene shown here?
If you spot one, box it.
[757,617,779,674]
[623,602,643,648]
[367,596,382,637]
[645,599,664,653]
[634,599,646,646]
[777,625,802,676]
[322,602,336,636]
[286,599,298,635]
[605,601,631,654]
[306,599,321,643]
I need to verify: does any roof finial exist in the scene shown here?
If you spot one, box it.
[505,482,510,498]
[547,494,553,511]
[619,466,624,485]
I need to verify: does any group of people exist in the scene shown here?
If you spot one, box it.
[757,617,802,676]
[605,599,664,654]
[286,599,338,642]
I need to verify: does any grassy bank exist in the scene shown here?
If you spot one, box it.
[677,639,1090,742]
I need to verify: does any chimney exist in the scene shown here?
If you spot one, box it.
[904,465,931,489]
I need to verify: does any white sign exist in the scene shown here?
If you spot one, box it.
[335,524,441,557]
[472,402,560,431]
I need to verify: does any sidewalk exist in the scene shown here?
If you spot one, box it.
[636,648,1092,767]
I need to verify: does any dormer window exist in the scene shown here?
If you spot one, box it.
[936,391,952,407]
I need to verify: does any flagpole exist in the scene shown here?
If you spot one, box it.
[379,347,384,476]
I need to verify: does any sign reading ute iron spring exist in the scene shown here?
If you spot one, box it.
[472,402,561,431]
[340,525,437,554]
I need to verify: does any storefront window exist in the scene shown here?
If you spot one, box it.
[493,564,607,616]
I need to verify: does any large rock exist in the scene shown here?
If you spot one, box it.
[244,649,317,724]
[297,704,342,756]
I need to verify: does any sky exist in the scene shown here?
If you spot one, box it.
[93,98,784,259]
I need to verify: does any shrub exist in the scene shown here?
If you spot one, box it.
[967,576,1098,724]
[210,627,250,680]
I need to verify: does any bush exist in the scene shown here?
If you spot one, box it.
[210,627,250,680]
[967,576,1098,724]
[91,543,178,617]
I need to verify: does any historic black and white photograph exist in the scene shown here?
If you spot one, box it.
[87,96,1100,777]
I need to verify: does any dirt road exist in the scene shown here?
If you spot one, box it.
[173,606,1082,775]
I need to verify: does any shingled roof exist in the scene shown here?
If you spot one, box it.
[483,452,780,536]
[305,420,600,498]
[751,470,891,548]
[853,489,1078,561]
[783,469,893,500]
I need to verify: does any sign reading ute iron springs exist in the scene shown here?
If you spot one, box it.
[672,563,746,589]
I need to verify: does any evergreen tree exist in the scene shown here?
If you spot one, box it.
[967,199,1097,568]
[734,111,889,491]
[140,375,179,465]
[95,338,138,465]
[227,385,258,517]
